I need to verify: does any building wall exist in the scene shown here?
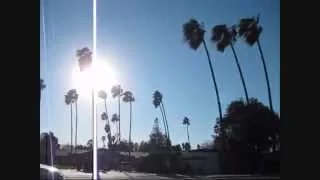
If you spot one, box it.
[180,151,220,174]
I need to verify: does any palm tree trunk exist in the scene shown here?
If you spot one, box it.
[75,102,78,153]
[128,101,132,160]
[118,95,121,142]
[186,125,190,145]
[230,43,249,103]
[160,102,170,140]
[70,103,73,154]
[257,40,274,112]
[159,106,168,138]
[202,39,223,122]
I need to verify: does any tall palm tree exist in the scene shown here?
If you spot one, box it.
[101,136,106,148]
[72,90,79,153]
[238,15,274,112]
[153,91,169,141]
[99,90,112,145]
[183,19,223,122]
[211,24,249,103]
[40,79,46,102]
[111,85,123,142]
[98,90,109,121]
[122,91,135,159]
[65,89,78,153]
[182,116,191,145]
[65,91,73,153]
[111,113,120,143]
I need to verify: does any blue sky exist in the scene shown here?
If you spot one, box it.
[40,0,279,148]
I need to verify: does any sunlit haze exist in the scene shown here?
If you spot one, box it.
[72,58,119,100]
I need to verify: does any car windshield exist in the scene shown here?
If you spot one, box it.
[40,0,280,179]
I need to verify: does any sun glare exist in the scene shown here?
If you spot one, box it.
[72,58,119,100]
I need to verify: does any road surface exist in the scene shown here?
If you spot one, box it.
[60,169,280,180]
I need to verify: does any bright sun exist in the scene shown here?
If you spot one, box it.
[72,58,119,100]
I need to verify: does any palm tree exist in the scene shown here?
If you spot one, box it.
[77,47,92,72]
[122,91,135,159]
[211,24,249,103]
[99,90,112,146]
[183,19,223,122]
[238,15,274,112]
[72,90,79,153]
[152,91,170,142]
[65,91,73,153]
[182,116,191,145]
[111,85,123,142]
[98,90,109,121]
[65,89,78,153]
[101,136,106,148]
[111,113,120,143]
[40,79,46,102]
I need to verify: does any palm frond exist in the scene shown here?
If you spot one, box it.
[183,19,205,50]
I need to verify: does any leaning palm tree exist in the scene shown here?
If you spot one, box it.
[101,136,106,148]
[182,116,191,145]
[211,24,249,103]
[153,91,169,141]
[238,15,274,112]
[122,91,135,159]
[111,85,123,142]
[183,19,223,122]
[65,91,73,153]
[40,79,46,102]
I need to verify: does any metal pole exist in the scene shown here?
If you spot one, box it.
[92,0,97,179]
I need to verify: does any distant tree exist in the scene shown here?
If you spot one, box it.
[111,113,120,143]
[153,90,170,142]
[65,91,73,153]
[183,18,223,122]
[214,98,280,173]
[149,118,167,151]
[184,142,191,152]
[197,144,200,149]
[111,85,124,142]
[238,15,274,112]
[40,79,46,101]
[99,90,113,148]
[72,90,79,152]
[122,91,135,159]
[182,117,191,146]
[64,89,78,153]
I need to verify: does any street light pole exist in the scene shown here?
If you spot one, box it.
[92,0,97,179]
